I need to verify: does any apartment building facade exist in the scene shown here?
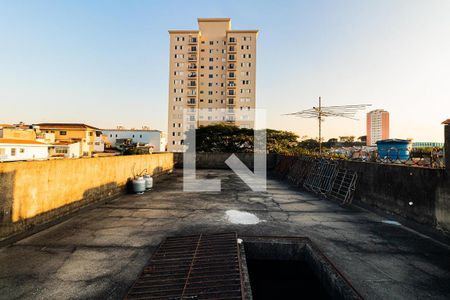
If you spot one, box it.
[168,18,258,152]
[366,109,390,146]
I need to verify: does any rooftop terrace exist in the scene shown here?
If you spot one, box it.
[1,169,449,299]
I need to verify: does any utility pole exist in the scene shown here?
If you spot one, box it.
[318,97,322,154]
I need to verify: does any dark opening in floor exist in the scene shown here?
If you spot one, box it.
[246,259,331,300]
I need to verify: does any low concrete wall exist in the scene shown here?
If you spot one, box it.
[273,155,450,234]
[174,152,278,170]
[338,160,447,228]
[0,153,174,241]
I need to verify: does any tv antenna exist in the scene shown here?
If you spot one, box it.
[283,97,371,154]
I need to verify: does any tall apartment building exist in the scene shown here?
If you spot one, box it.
[366,109,389,146]
[167,18,258,152]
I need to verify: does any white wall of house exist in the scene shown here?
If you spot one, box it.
[53,142,80,158]
[0,144,49,162]
[94,135,105,152]
[102,130,166,152]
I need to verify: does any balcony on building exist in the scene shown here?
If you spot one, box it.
[188,46,197,53]
[228,46,236,53]
[228,63,236,70]
[187,99,196,105]
[227,99,235,105]
[188,37,198,44]
[188,55,197,61]
[188,72,197,78]
[188,81,196,87]
[187,91,197,96]
[228,37,236,44]
[228,90,236,97]
[227,82,236,88]
[228,72,236,79]
[188,64,197,70]
[228,54,236,61]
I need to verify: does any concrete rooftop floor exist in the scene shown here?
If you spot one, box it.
[1,169,450,300]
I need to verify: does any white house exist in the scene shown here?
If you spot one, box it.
[102,128,167,152]
[94,132,105,153]
[51,141,80,158]
[0,139,50,162]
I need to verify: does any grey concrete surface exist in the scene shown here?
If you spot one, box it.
[1,169,450,299]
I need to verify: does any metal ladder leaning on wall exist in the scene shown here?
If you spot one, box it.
[303,159,358,205]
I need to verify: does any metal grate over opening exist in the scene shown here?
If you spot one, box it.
[126,232,244,300]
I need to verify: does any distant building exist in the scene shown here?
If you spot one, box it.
[36,123,102,157]
[50,141,80,158]
[412,142,444,148]
[94,131,105,153]
[167,18,258,152]
[0,123,37,141]
[366,109,389,146]
[0,139,49,162]
[102,127,167,152]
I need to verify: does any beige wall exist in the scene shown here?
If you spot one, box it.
[0,128,36,141]
[0,153,173,240]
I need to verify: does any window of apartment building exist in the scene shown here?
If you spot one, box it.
[209,49,213,54]
[208,99,213,104]
[209,66,213,70]
[115,134,118,137]
[60,131,67,135]
[208,91,213,95]
[11,148,16,156]
[208,82,213,87]
[209,58,213,62]
[208,74,213,78]
[242,80,250,85]
[209,41,214,45]
[20,148,25,153]
[89,132,93,136]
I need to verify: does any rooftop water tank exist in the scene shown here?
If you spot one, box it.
[376,139,411,160]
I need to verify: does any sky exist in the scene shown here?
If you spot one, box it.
[0,0,449,142]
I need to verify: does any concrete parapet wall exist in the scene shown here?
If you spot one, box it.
[0,153,174,241]
[273,155,450,234]
[173,152,278,170]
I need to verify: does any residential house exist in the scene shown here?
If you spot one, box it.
[36,123,102,157]
[102,127,167,152]
[0,139,49,162]
[50,141,80,158]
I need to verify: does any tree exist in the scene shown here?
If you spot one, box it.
[193,124,299,154]
[298,138,320,150]
[339,136,355,143]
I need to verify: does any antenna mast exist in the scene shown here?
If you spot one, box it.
[284,97,371,155]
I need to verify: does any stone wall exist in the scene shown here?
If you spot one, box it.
[0,153,174,241]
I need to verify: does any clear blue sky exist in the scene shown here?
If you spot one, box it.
[1,0,449,141]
